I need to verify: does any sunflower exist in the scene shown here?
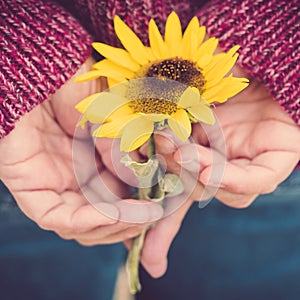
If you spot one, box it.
[75,12,249,152]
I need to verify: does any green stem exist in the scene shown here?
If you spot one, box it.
[126,134,156,294]
[126,228,147,294]
[147,134,155,158]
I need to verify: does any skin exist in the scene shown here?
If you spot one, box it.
[1,58,299,279]
[0,58,163,246]
[138,67,300,277]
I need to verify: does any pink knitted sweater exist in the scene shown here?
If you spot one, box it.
[0,0,299,138]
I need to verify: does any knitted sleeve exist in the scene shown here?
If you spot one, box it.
[0,0,93,138]
[195,0,300,125]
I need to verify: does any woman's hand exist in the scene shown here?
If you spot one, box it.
[136,66,300,278]
[177,67,300,207]
[0,58,163,245]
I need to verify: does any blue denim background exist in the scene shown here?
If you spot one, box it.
[137,170,300,300]
[2,170,300,300]
[0,183,125,300]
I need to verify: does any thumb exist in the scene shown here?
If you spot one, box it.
[140,200,192,278]
[174,143,226,201]
[152,128,190,174]
[174,143,213,173]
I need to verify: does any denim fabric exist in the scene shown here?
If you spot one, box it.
[137,170,300,300]
[0,183,125,300]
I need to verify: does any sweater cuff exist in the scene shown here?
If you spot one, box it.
[0,0,93,138]
[196,0,300,125]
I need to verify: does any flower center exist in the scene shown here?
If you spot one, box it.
[128,98,178,115]
[128,58,205,116]
[146,58,206,93]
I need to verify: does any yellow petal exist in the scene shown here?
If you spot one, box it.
[93,114,138,138]
[197,26,206,47]
[149,19,168,59]
[182,17,199,58]
[120,116,154,152]
[203,46,240,81]
[202,82,224,100]
[211,77,249,103]
[93,59,134,79]
[203,53,226,77]
[197,54,212,68]
[114,16,149,65]
[77,114,88,129]
[93,42,140,71]
[84,92,128,123]
[90,68,128,82]
[204,53,239,82]
[75,93,101,113]
[188,104,215,124]
[109,81,129,97]
[178,87,202,108]
[203,74,231,100]
[203,75,249,103]
[164,12,182,57]
[144,113,168,122]
[168,109,191,141]
[227,45,240,56]
[145,47,156,62]
[74,70,103,82]
[194,37,218,61]
[107,77,119,87]
[108,104,133,120]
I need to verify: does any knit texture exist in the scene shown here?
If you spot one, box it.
[196,0,300,125]
[59,0,192,45]
[0,0,193,138]
[1,0,299,139]
[0,0,93,137]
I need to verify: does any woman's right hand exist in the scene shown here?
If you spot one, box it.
[0,58,163,245]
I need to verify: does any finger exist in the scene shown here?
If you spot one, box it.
[214,189,259,208]
[173,144,259,207]
[174,143,226,186]
[140,200,193,278]
[153,128,190,174]
[80,167,164,224]
[123,239,132,250]
[60,222,148,241]
[115,199,164,223]
[95,138,139,187]
[240,120,300,155]
[83,167,132,202]
[174,143,212,173]
[200,150,299,195]
[13,190,119,232]
[73,223,149,246]
[174,144,225,201]
[175,144,299,195]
